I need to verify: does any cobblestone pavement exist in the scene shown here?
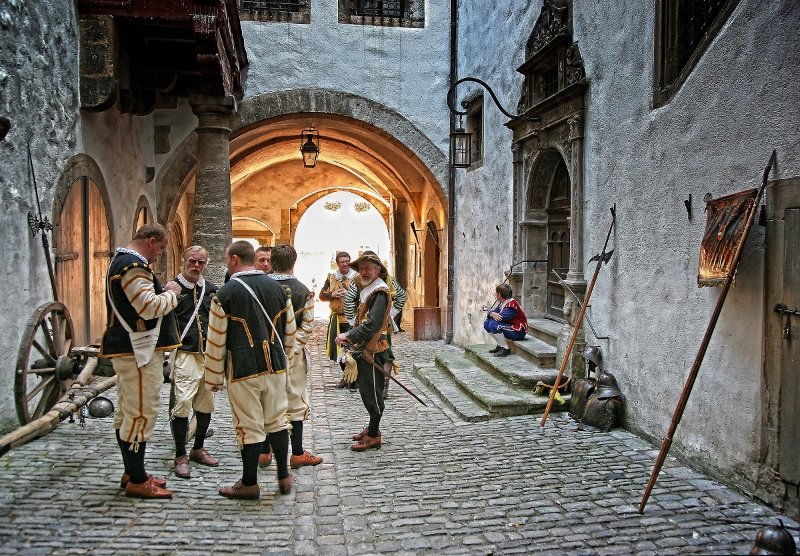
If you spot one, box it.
[0,321,797,555]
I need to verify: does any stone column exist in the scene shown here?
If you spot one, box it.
[563,112,587,379]
[190,95,235,285]
[566,112,585,285]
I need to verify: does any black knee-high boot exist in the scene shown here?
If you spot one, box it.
[116,430,131,475]
[268,430,290,480]
[290,420,305,456]
[172,416,188,457]
[241,443,261,486]
[192,412,211,451]
[123,441,147,484]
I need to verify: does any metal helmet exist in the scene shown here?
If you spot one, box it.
[594,371,623,400]
[749,524,796,555]
[87,396,115,418]
[583,345,602,367]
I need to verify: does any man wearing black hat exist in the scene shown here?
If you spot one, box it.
[335,252,393,451]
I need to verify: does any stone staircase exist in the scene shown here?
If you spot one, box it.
[413,318,571,422]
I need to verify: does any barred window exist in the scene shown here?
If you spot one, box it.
[654,0,740,106]
[355,0,404,18]
[239,0,310,23]
[338,0,423,28]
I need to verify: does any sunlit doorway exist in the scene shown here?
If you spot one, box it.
[293,191,390,299]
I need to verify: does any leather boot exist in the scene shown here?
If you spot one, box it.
[189,448,219,467]
[352,426,369,441]
[174,455,191,479]
[120,473,167,489]
[218,479,260,500]
[351,434,381,451]
[278,475,293,495]
[126,476,173,499]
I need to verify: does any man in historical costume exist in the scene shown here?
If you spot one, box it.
[343,250,407,395]
[483,283,528,357]
[335,252,394,452]
[204,241,296,499]
[255,245,272,273]
[101,223,181,499]
[163,245,219,479]
[319,251,357,386]
[258,244,323,469]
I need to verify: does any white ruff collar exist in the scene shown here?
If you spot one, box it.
[359,278,388,303]
[231,269,263,278]
[116,247,148,264]
[177,273,204,289]
[334,268,357,280]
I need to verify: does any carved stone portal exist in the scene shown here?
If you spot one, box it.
[508,0,587,374]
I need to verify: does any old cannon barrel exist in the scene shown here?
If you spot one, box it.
[0,358,116,457]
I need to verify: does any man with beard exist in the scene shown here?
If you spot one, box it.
[319,251,357,386]
[335,252,393,452]
[205,241,296,499]
[164,245,219,479]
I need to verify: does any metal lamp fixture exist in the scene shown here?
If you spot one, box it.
[300,128,320,168]
[447,77,539,169]
[450,116,472,168]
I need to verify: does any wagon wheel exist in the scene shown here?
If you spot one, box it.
[15,302,75,425]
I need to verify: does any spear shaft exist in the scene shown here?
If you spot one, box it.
[638,151,777,513]
[27,143,58,302]
[540,204,616,427]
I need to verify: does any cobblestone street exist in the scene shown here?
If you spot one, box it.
[0,321,797,554]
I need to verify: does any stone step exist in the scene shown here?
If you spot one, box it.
[511,335,557,367]
[434,350,568,418]
[413,365,491,422]
[527,317,563,345]
[464,344,559,388]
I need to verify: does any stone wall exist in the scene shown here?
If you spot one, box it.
[453,0,800,495]
[0,1,156,432]
[239,0,451,154]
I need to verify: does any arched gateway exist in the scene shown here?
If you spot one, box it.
[156,89,449,326]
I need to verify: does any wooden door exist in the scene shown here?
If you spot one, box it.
[764,179,800,487]
[56,177,110,346]
[546,160,570,320]
[423,221,440,307]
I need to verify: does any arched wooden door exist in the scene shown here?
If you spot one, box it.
[423,220,440,307]
[55,177,111,346]
[545,160,571,320]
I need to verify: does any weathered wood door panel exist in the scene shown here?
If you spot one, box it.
[778,208,799,483]
[56,177,110,346]
[764,178,800,491]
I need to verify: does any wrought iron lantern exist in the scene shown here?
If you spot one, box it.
[446,77,539,169]
[450,116,472,168]
[300,128,320,168]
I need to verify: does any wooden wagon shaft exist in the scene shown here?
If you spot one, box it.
[0,358,116,457]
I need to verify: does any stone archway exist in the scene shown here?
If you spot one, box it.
[51,154,114,345]
[156,88,450,323]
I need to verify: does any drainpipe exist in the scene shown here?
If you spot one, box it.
[444,0,457,344]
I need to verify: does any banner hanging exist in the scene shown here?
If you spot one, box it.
[698,188,758,287]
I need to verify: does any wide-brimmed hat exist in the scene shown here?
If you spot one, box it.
[349,250,388,277]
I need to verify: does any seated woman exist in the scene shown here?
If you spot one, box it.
[483,284,528,357]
